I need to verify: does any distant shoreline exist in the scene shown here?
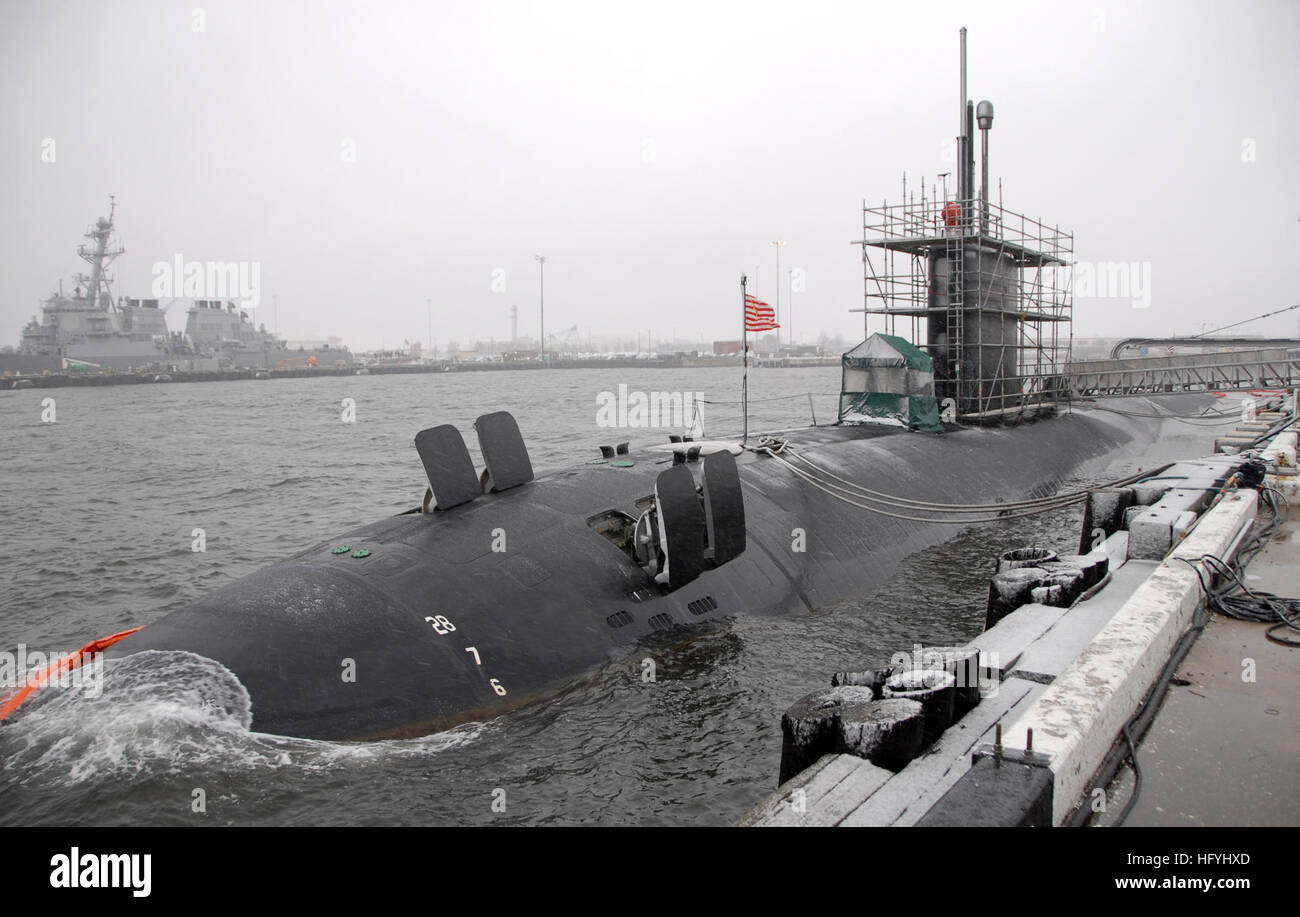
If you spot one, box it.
[4,355,839,389]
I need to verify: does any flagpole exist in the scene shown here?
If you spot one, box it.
[741,273,749,445]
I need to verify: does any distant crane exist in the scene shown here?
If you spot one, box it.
[546,324,580,359]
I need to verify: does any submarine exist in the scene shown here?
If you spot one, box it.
[13,31,1157,742]
[94,407,1155,741]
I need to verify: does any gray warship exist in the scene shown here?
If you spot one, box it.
[18,198,175,372]
[15,199,352,373]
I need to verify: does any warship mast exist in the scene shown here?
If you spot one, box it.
[75,195,123,311]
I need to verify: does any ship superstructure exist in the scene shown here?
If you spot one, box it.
[17,200,352,372]
[20,198,175,370]
[184,301,352,369]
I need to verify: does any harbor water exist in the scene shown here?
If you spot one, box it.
[0,366,1167,826]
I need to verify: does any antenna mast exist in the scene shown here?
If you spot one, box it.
[76,195,124,312]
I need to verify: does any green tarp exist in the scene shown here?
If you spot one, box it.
[839,333,943,433]
[841,333,932,371]
[838,391,942,432]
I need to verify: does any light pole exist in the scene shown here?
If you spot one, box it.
[535,254,546,366]
[788,269,794,347]
[427,298,432,361]
[770,240,786,349]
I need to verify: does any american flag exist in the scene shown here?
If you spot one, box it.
[744,294,779,332]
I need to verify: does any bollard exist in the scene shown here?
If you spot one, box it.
[997,547,1057,572]
[917,645,982,716]
[836,697,926,772]
[778,688,850,785]
[986,567,1049,628]
[1078,488,1135,553]
[883,669,957,747]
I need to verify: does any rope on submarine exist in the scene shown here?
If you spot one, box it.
[752,440,1175,524]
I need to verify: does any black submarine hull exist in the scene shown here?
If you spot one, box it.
[110,409,1152,741]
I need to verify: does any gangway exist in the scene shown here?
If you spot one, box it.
[1065,348,1300,398]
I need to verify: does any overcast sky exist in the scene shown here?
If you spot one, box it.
[3,0,1298,352]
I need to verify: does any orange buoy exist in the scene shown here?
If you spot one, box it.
[0,626,143,721]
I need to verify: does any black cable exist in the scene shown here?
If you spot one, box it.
[1089,405,1244,424]
[1191,302,1300,338]
[1242,411,1300,449]
[697,391,839,405]
[763,451,1169,524]
[1073,474,1294,825]
[1189,552,1300,646]
[1172,485,1300,645]
[1114,724,1143,826]
[1070,613,1206,827]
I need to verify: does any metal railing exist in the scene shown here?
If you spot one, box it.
[859,197,1072,264]
[1066,348,1300,398]
[852,190,1073,421]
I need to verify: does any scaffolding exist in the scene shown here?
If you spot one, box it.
[851,187,1073,422]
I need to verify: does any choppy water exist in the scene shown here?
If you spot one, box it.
[0,368,1199,825]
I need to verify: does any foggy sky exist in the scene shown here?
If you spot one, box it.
[3,0,1298,352]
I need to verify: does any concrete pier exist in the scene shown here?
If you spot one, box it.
[977,487,1257,825]
[743,400,1298,827]
[1092,515,1300,826]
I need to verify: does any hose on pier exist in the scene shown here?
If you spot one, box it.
[1196,558,1300,647]
[1176,484,1300,647]
[1075,481,1298,825]
[1239,408,1300,450]
[1175,483,1294,639]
